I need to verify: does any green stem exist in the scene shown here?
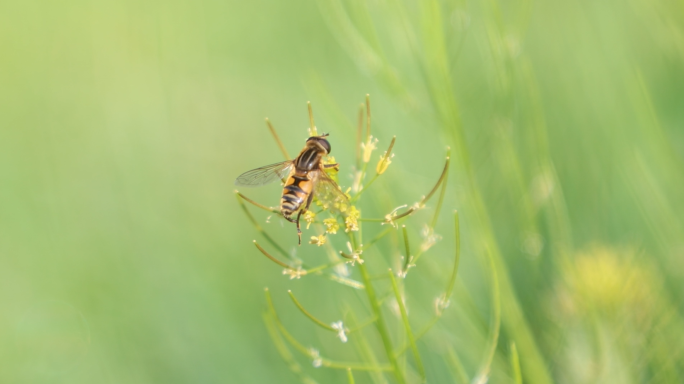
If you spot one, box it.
[264,288,390,371]
[388,270,426,382]
[358,263,406,384]
[474,245,501,382]
[401,225,411,274]
[288,290,337,332]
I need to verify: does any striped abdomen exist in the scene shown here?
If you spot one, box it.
[281,171,313,220]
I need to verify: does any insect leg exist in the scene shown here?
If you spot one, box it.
[294,194,315,246]
[295,210,303,245]
[323,163,339,171]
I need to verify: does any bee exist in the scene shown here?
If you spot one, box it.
[235,133,347,244]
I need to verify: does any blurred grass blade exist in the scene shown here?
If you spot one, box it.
[446,346,469,384]
[510,342,522,384]
[474,246,501,384]
[265,118,291,160]
[388,269,426,382]
[288,290,338,332]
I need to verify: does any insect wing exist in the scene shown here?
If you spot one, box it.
[312,169,349,211]
[234,160,294,187]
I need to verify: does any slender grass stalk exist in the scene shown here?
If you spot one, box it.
[308,101,317,136]
[361,226,394,251]
[345,309,389,384]
[236,191,281,214]
[382,150,450,224]
[474,245,501,383]
[265,118,291,160]
[430,148,450,228]
[396,211,461,355]
[303,259,349,275]
[446,346,470,384]
[356,103,364,169]
[244,196,363,288]
[236,192,291,260]
[265,288,391,371]
[263,312,318,384]
[288,290,338,332]
[354,136,396,202]
[444,211,460,300]
[401,225,411,274]
[388,269,426,382]
[347,368,355,384]
[365,94,371,141]
[347,315,378,333]
[510,342,522,384]
[357,263,406,384]
[254,240,292,269]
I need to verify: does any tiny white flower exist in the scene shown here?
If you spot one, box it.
[331,321,348,343]
[309,347,322,368]
[383,204,407,228]
[283,267,307,280]
[434,295,450,316]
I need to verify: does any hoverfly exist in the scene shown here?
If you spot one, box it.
[235,134,348,244]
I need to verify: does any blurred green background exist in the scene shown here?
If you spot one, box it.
[1,0,683,383]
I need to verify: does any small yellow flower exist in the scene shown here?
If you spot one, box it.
[309,234,327,246]
[323,218,340,234]
[322,155,337,166]
[345,206,360,232]
[361,136,378,163]
[303,210,316,229]
[376,151,395,174]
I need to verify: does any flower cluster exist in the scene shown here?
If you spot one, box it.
[344,206,360,232]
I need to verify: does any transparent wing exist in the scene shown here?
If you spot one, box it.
[311,169,350,211]
[234,160,294,187]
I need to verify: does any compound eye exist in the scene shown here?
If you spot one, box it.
[321,139,331,154]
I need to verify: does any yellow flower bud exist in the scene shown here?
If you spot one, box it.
[323,218,340,234]
[309,234,327,246]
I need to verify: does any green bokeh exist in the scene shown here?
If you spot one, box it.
[1,0,683,383]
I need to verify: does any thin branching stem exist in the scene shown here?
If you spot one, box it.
[361,226,394,251]
[360,150,451,224]
[356,103,364,170]
[365,94,371,141]
[262,312,316,383]
[347,315,378,333]
[395,315,440,356]
[357,263,406,383]
[265,118,291,160]
[264,288,390,371]
[396,211,462,355]
[236,191,281,214]
[401,225,411,274]
[444,211,461,300]
[254,240,292,269]
[288,290,337,332]
[388,269,426,382]
[430,147,450,227]
[354,136,396,202]
[304,259,348,275]
[236,192,291,260]
[242,195,363,288]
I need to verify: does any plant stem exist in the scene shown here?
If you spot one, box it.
[358,263,406,384]
[388,269,426,382]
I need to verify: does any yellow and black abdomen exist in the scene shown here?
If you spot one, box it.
[281,172,313,221]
